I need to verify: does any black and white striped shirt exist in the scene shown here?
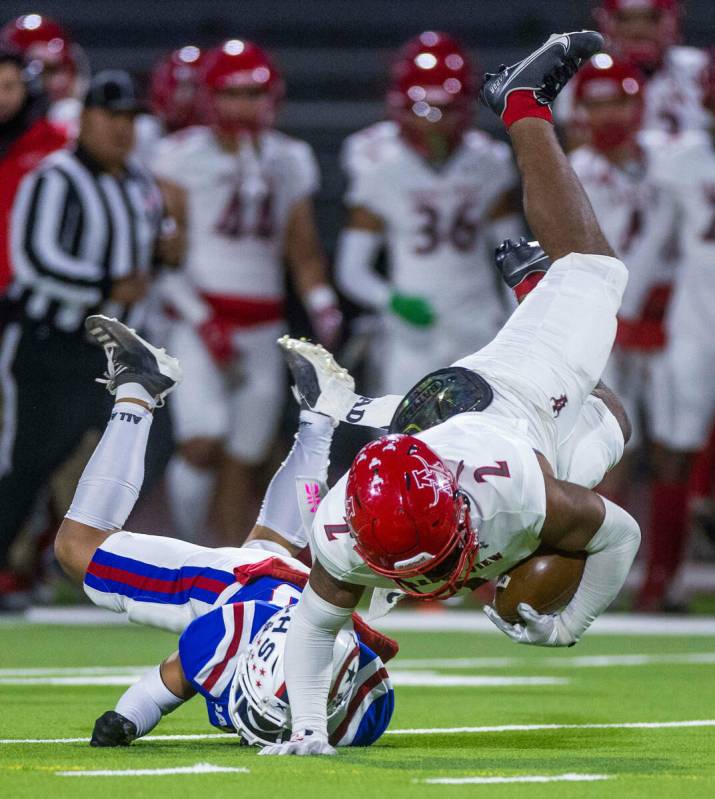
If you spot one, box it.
[8,145,164,332]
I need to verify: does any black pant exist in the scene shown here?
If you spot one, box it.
[0,319,112,567]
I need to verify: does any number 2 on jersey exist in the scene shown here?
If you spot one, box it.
[474,460,511,483]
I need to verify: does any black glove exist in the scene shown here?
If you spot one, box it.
[90,710,138,747]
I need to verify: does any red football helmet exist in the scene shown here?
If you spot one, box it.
[387,31,477,158]
[345,435,478,600]
[149,46,205,130]
[199,39,284,135]
[595,0,681,74]
[574,54,645,152]
[0,14,88,100]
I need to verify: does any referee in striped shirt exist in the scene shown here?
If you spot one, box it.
[0,71,167,598]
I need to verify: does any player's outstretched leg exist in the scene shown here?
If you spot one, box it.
[481,31,613,261]
[54,316,182,582]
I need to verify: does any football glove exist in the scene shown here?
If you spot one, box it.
[90,710,138,747]
[483,602,577,647]
[259,729,337,756]
[389,292,436,328]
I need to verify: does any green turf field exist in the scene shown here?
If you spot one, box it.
[1,619,714,798]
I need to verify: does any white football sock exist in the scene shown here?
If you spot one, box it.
[66,401,153,531]
[256,410,334,549]
[166,456,215,542]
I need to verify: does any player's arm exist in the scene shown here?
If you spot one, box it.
[90,651,193,747]
[334,206,389,311]
[487,454,640,647]
[155,177,187,267]
[285,196,342,348]
[260,560,364,756]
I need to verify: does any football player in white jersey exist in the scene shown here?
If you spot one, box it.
[567,55,679,502]
[152,40,342,544]
[636,54,715,610]
[557,0,709,141]
[261,31,642,757]
[336,31,522,395]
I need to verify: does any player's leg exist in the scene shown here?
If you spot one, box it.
[456,33,628,462]
[215,324,285,544]
[640,332,715,611]
[165,321,227,541]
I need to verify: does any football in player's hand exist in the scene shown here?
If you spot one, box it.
[493,547,586,624]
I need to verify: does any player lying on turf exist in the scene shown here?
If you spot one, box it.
[259,30,643,756]
[53,317,394,747]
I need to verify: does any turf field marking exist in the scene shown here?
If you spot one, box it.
[4,719,715,745]
[0,671,569,688]
[56,762,250,777]
[394,652,715,669]
[6,607,715,635]
[418,773,611,785]
[387,719,715,735]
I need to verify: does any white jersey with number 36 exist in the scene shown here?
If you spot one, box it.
[342,121,516,324]
[311,413,547,589]
[152,126,319,301]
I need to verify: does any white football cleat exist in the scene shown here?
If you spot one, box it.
[85,315,182,406]
[278,336,357,423]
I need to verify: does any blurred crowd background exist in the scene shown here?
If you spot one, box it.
[1,0,714,615]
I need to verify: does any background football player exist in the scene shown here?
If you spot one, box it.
[336,31,522,395]
[567,55,680,512]
[640,50,715,610]
[152,39,343,544]
[1,13,90,137]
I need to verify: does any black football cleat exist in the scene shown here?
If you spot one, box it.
[85,315,182,406]
[480,31,604,120]
[90,710,138,747]
[495,238,552,290]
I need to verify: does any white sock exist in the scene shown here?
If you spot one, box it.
[255,409,334,549]
[66,401,153,531]
[166,456,215,542]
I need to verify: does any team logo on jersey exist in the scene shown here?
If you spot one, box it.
[551,394,568,418]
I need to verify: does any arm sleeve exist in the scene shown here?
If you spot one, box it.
[11,169,105,304]
[284,583,356,736]
[334,228,389,310]
[114,665,184,737]
[557,497,641,642]
[155,269,211,326]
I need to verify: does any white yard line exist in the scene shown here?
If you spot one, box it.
[3,607,715,635]
[0,672,569,688]
[56,763,249,777]
[419,773,611,785]
[4,719,715,746]
[393,652,715,669]
[387,719,715,735]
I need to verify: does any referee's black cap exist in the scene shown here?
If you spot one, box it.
[83,70,143,113]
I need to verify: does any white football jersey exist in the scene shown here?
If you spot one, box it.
[311,413,546,589]
[649,131,715,337]
[569,136,678,320]
[152,126,319,300]
[556,46,709,135]
[342,121,516,329]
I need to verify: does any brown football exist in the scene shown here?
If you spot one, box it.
[493,547,586,624]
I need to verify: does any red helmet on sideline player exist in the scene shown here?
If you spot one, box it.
[345,435,478,600]
[387,31,477,159]
[574,54,645,152]
[595,0,681,74]
[200,39,284,135]
[149,46,205,131]
[0,14,88,101]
